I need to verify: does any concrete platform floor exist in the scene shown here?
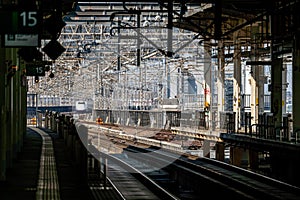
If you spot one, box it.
[0,127,92,200]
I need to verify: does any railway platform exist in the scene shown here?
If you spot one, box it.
[0,126,121,200]
[0,113,171,200]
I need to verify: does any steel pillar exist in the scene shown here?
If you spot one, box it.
[271,58,283,132]
[292,31,300,138]
[0,46,6,181]
[233,32,241,131]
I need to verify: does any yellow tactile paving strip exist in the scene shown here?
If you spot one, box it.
[31,128,61,200]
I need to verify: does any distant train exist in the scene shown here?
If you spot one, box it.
[75,101,88,111]
[75,100,93,113]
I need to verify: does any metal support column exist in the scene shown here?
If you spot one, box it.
[12,48,19,157]
[20,63,27,148]
[204,41,211,129]
[233,32,241,131]
[216,41,225,129]
[292,31,300,139]
[167,0,173,57]
[137,13,143,109]
[250,26,260,125]
[0,46,7,181]
[282,63,288,114]
[6,48,13,168]
[271,58,283,136]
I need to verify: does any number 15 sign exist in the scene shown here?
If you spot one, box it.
[0,10,40,34]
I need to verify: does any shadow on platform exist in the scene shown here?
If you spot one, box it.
[0,127,92,200]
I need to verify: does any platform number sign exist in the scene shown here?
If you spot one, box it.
[0,10,40,34]
[26,63,45,76]
[20,11,38,28]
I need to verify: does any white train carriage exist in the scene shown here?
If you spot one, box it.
[75,101,87,111]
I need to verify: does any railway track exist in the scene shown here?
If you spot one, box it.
[79,121,300,199]
[87,144,179,200]
[118,146,300,199]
